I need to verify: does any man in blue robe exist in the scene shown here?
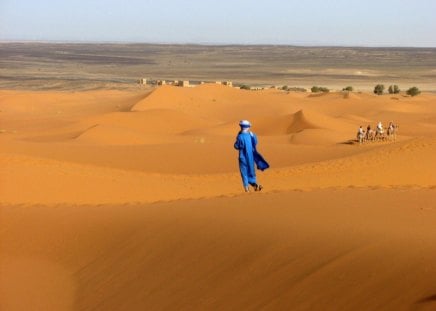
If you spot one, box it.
[234,120,269,192]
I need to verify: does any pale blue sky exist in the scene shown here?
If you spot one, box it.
[1,0,435,46]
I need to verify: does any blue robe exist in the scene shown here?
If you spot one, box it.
[234,131,269,187]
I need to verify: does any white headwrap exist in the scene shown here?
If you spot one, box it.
[239,120,251,128]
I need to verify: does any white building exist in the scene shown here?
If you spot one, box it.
[179,80,190,87]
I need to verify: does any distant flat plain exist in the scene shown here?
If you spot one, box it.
[1,42,435,91]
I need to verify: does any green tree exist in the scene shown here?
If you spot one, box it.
[374,84,385,95]
[239,84,251,90]
[388,85,400,94]
[406,86,421,97]
[343,86,354,91]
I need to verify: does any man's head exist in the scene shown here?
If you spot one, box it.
[239,120,251,129]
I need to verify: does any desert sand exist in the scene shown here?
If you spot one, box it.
[1,84,436,310]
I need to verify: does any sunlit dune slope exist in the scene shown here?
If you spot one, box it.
[2,189,436,310]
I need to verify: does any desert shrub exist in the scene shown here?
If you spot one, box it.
[406,86,421,96]
[239,84,251,90]
[388,85,400,94]
[374,84,385,95]
[311,86,329,93]
[281,85,289,91]
[287,87,307,92]
[343,86,354,91]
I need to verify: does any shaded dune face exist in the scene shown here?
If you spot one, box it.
[286,110,320,133]
[250,110,320,136]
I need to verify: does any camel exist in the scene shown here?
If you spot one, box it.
[356,126,365,144]
[374,122,387,141]
[387,122,398,141]
[354,122,398,144]
[357,131,365,144]
[365,129,375,142]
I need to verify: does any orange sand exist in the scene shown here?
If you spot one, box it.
[1,85,436,310]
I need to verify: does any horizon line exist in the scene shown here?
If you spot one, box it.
[1,39,435,49]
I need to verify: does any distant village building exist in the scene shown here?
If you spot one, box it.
[138,78,147,85]
[157,80,166,86]
[223,81,233,87]
[179,80,190,87]
[215,81,223,85]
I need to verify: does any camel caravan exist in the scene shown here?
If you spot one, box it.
[356,121,398,144]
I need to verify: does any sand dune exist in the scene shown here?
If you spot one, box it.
[1,86,436,310]
[1,85,435,200]
[133,84,294,121]
[2,190,436,310]
[75,109,210,145]
[287,110,321,133]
